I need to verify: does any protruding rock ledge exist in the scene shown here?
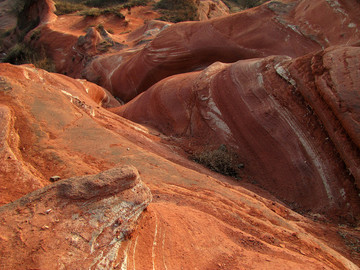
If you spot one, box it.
[0,166,152,270]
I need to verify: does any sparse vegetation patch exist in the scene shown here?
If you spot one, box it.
[154,0,199,22]
[191,144,241,178]
[54,1,87,15]
[54,0,149,16]
[222,0,267,13]
[3,43,55,72]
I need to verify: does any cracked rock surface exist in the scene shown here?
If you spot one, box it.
[0,166,152,269]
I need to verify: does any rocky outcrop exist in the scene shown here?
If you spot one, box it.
[0,103,44,205]
[197,0,230,20]
[14,0,56,30]
[23,1,160,76]
[0,63,120,199]
[113,45,360,217]
[288,45,360,191]
[0,166,152,269]
[126,20,172,46]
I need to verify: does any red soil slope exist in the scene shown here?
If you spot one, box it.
[0,63,359,269]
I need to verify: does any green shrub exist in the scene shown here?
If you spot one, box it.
[3,43,34,64]
[0,29,14,39]
[97,40,113,52]
[84,0,127,8]
[79,7,102,17]
[154,0,199,22]
[79,7,125,18]
[10,0,26,15]
[222,0,266,12]
[101,7,125,18]
[53,0,149,16]
[2,43,55,72]
[123,0,150,8]
[33,48,56,72]
[191,144,241,177]
[30,29,41,41]
[54,2,87,15]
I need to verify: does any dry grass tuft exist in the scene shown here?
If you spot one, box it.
[191,144,241,178]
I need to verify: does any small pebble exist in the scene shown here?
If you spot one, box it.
[50,176,61,182]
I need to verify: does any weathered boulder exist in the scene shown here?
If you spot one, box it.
[0,166,152,269]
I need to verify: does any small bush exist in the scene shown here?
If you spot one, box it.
[53,0,149,17]
[101,7,125,18]
[2,43,55,72]
[191,145,241,177]
[222,0,266,12]
[54,2,87,15]
[79,6,125,18]
[240,0,265,8]
[79,7,102,17]
[124,0,150,7]
[30,29,41,41]
[34,48,56,72]
[154,0,199,22]
[96,40,113,52]
[10,0,26,15]
[3,43,31,64]
[0,28,14,39]
[84,0,127,8]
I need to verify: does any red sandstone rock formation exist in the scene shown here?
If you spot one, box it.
[19,0,360,102]
[0,63,359,269]
[0,104,44,205]
[0,63,120,202]
[1,0,360,268]
[84,0,360,102]
[22,0,161,76]
[113,45,360,218]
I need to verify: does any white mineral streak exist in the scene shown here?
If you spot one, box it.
[196,62,232,139]
[233,59,333,203]
[152,213,158,270]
